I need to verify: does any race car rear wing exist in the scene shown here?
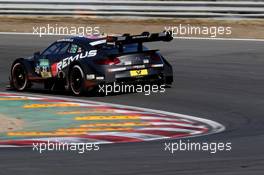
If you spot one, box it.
[106,31,173,52]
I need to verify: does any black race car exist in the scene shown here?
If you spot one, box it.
[9,31,173,95]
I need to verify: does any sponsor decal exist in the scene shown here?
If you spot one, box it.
[51,63,58,77]
[57,50,97,71]
[35,50,98,78]
[36,59,52,78]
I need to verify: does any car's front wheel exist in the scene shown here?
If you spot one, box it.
[11,62,29,91]
[69,65,85,95]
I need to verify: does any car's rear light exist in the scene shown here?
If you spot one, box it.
[151,54,161,62]
[95,57,120,65]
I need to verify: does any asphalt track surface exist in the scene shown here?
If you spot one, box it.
[0,35,264,175]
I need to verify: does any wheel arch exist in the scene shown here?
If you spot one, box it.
[67,60,94,86]
[10,58,34,76]
[161,56,174,84]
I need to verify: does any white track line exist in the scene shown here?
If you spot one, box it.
[174,36,264,42]
[0,32,70,36]
[0,32,264,42]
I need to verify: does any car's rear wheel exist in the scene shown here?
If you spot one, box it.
[69,65,85,95]
[11,62,29,91]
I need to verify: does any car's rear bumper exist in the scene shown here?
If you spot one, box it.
[83,67,173,90]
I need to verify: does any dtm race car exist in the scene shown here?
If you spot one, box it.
[9,31,173,95]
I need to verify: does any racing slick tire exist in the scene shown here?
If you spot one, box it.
[11,62,30,91]
[69,65,85,96]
